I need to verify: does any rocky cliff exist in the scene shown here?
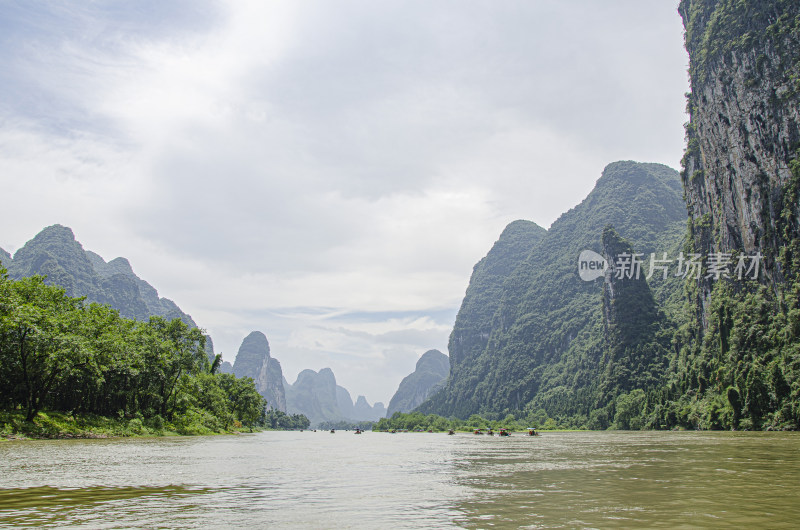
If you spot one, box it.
[679,0,800,289]
[336,385,354,419]
[232,331,287,412]
[387,349,449,416]
[659,0,800,430]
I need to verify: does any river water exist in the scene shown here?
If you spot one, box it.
[0,430,798,528]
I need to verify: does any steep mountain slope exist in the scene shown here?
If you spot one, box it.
[336,385,355,419]
[386,349,449,416]
[232,331,287,412]
[420,162,687,423]
[658,0,800,430]
[449,221,546,367]
[4,225,198,327]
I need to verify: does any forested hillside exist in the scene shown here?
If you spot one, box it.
[420,161,687,426]
[421,0,800,431]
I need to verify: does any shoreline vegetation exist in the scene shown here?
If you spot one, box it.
[0,409,311,441]
[0,265,310,440]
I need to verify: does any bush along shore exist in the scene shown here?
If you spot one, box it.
[0,266,311,440]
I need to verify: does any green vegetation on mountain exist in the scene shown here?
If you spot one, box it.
[0,265,292,437]
[449,222,546,368]
[662,0,800,430]
[419,162,688,428]
[387,349,449,416]
[418,1,800,431]
[6,225,198,327]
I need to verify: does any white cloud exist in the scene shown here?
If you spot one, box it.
[0,0,689,404]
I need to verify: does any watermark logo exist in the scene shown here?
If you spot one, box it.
[577,250,763,282]
[577,250,607,281]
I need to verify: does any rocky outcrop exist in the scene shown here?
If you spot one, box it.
[598,227,667,403]
[679,0,800,290]
[351,395,386,422]
[283,368,386,424]
[232,331,287,412]
[387,349,449,416]
[284,368,342,426]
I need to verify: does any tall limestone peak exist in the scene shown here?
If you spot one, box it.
[352,395,385,422]
[449,220,546,367]
[232,331,287,412]
[387,349,449,416]
[8,224,102,301]
[420,161,687,419]
[597,227,667,406]
[5,225,199,329]
[285,368,343,426]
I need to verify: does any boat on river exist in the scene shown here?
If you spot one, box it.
[526,428,538,436]
[499,428,511,436]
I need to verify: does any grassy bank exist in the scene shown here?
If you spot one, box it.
[0,410,259,441]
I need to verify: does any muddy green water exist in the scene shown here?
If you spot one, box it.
[0,430,797,528]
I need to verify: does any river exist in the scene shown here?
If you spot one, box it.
[0,430,798,528]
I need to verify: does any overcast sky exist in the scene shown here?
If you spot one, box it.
[0,1,689,406]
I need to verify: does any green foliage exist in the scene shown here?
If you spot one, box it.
[0,267,275,437]
[374,411,569,432]
[265,408,311,430]
[420,162,688,426]
[317,419,373,431]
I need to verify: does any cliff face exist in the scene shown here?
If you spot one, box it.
[680,0,800,287]
[387,349,449,416]
[232,331,287,412]
[336,385,354,418]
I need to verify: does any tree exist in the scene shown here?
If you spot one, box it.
[0,276,89,420]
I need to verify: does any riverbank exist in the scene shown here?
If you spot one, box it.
[0,411,259,441]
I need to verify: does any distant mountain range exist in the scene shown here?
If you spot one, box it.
[283,368,386,426]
